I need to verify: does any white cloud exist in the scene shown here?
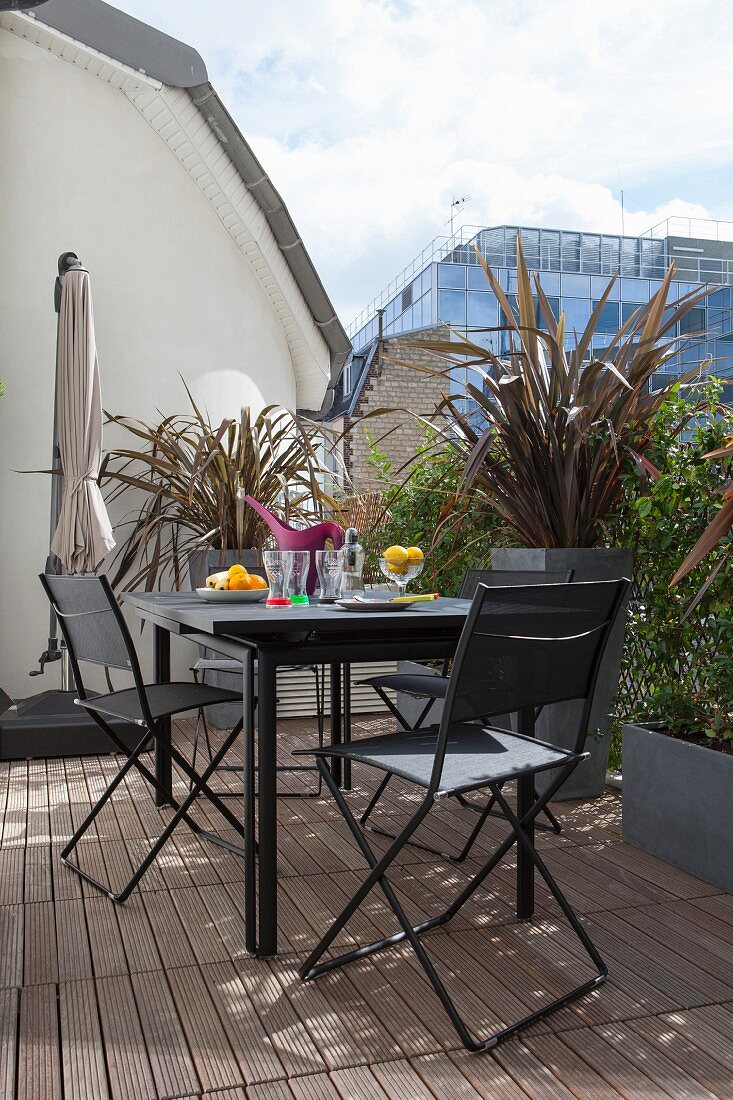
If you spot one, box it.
[115,0,732,324]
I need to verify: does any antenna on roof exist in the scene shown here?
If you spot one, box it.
[449,195,471,235]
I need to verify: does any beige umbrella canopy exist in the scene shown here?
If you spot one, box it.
[50,266,115,573]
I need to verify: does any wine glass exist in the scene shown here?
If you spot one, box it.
[378,553,425,599]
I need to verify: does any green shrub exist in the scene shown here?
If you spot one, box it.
[608,380,733,757]
[365,433,515,595]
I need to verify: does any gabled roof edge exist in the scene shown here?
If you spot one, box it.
[28,0,351,416]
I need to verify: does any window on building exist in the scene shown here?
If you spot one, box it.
[591,275,619,300]
[437,263,466,289]
[467,292,498,327]
[622,302,642,325]
[499,293,520,326]
[562,273,590,297]
[680,307,706,335]
[621,278,649,303]
[536,271,561,295]
[467,265,490,291]
[563,297,591,332]
[535,296,561,330]
[342,360,353,395]
[438,289,466,326]
[592,300,620,333]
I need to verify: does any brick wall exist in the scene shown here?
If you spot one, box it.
[343,326,449,491]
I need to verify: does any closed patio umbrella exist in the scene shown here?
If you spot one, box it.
[50,263,115,573]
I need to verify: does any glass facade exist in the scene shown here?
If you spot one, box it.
[349,226,733,408]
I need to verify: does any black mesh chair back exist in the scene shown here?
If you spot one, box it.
[39,571,248,905]
[458,568,574,600]
[40,573,141,680]
[432,579,629,792]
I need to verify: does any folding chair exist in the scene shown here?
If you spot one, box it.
[190,549,326,798]
[298,578,629,1052]
[359,568,574,857]
[40,573,247,903]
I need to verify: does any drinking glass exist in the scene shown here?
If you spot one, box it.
[378,553,425,598]
[315,548,343,602]
[287,550,311,605]
[263,550,294,606]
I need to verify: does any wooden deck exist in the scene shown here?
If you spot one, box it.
[2,714,733,1099]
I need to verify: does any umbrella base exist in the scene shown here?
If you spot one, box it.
[0,690,143,760]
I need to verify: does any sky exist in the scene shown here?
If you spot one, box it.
[115,0,733,330]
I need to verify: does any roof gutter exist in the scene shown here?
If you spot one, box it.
[188,84,351,418]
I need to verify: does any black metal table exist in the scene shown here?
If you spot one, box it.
[124,592,537,956]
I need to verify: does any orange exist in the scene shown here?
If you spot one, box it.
[249,574,268,590]
[227,564,247,579]
[228,573,252,591]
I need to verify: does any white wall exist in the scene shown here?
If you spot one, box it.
[0,29,308,697]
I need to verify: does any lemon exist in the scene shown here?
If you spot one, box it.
[382,545,408,563]
[227,564,247,578]
[406,546,424,561]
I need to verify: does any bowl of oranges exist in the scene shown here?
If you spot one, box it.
[197,563,269,603]
[378,544,425,597]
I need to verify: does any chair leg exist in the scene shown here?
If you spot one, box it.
[61,718,245,903]
[302,757,604,1052]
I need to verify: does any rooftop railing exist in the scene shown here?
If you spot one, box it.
[348,223,733,341]
[642,216,733,242]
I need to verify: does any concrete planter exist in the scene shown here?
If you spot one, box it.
[398,548,632,800]
[623,722,733,893]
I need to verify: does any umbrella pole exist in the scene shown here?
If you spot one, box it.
[0,254,139,761]
[30,253,85,687]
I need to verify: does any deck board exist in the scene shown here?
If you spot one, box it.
[1,715,731,1100]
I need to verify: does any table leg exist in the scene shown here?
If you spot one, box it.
[242,648,257,954]
[516,708,535,920]
[257,649,278,957]
[342,662,352,791]
[329,663,342,787]
[153,624,172,808]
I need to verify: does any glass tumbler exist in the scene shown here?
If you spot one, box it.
[315,548,343,602]
[287,550,311,605]
[263,550,294,606]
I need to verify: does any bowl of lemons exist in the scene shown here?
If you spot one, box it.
[378,544,425,597]
[197,564,269,602]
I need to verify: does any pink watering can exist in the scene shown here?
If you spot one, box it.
[245,496,343,595]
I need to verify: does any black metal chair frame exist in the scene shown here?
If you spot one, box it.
[298,579,629,1052]
[359,569,574,859]
[40,573,248,903]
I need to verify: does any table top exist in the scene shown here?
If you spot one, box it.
[124,590,472,638]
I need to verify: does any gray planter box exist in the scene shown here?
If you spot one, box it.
[623,722,733,893]
[398,548,632,801]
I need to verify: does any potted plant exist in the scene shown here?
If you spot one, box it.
[99,383,341,591]
[616,381,733,891]
[383,237,711,797]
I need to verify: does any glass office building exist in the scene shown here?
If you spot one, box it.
[344,221,733,413]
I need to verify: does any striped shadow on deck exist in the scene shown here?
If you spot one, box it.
[0,715,732,1099]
